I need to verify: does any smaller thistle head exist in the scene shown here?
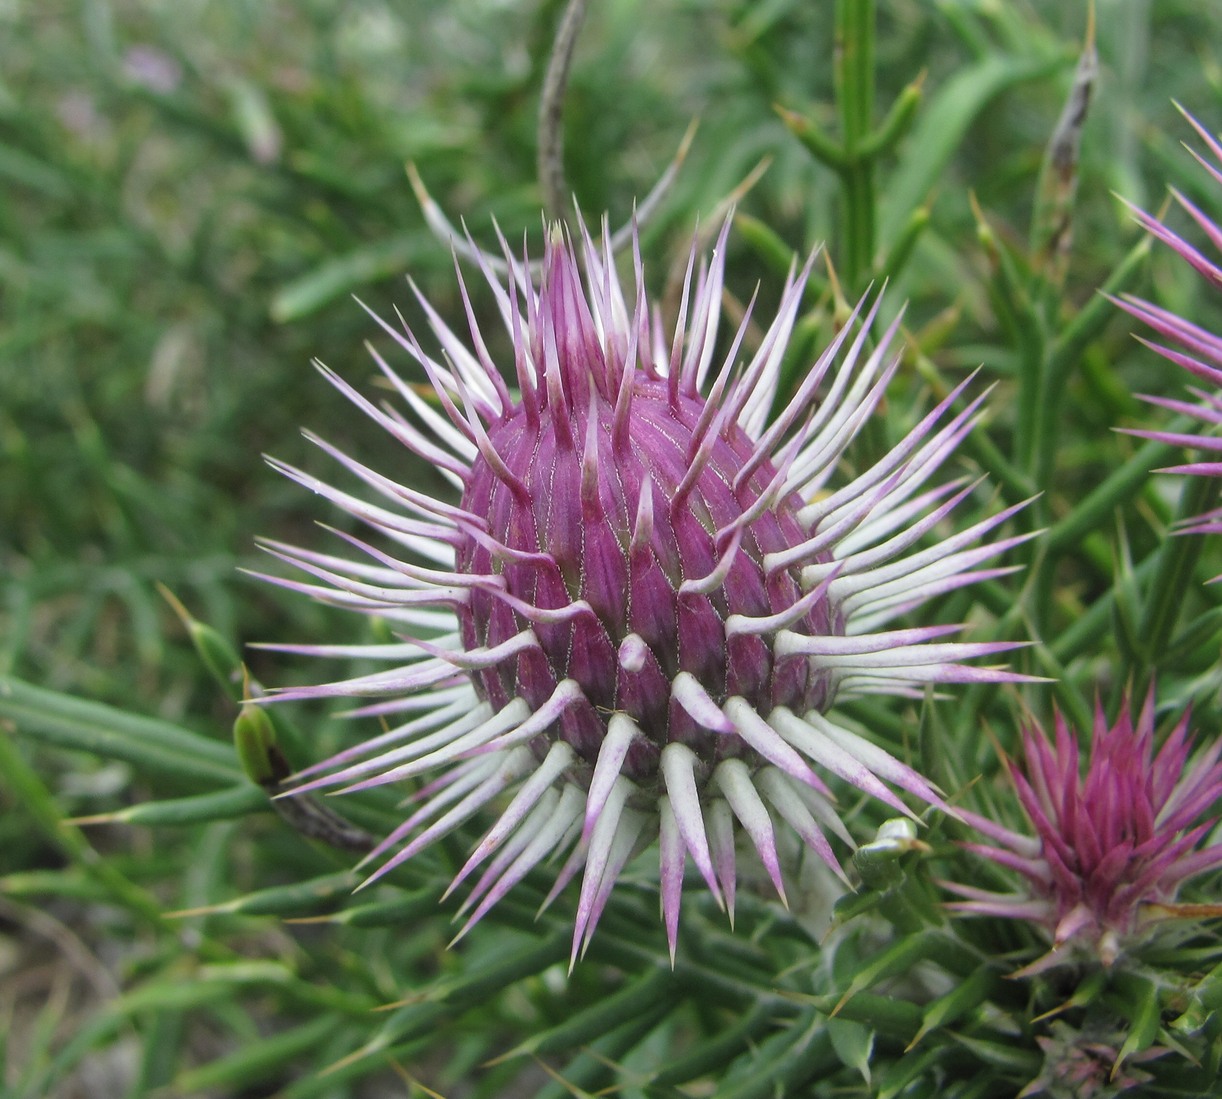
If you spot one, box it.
[1115,110,1222,535]
[946,692,1222,974]
[1019,1022,1165,1099]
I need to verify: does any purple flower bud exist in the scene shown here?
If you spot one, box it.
[259,216,1029,960]
[947,690,1222,975]
[1020,1021,1165,1098]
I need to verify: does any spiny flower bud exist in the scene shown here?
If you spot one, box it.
[947,690,1222,975]
[257,216,1029,961]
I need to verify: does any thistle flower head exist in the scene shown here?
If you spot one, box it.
[947,692,1222,974]
[1116,110,1222,535]
[259,215,1028,960]
[1019,1021,1165,1099]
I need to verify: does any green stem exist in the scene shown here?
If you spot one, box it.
[843,162,876,290]
[1030,430,1182,639]
[1132,474,1217,688]
[835,0,877,288]
[836,0,875,149]
[1034,234,1153,495]
[1045,431,1183,555]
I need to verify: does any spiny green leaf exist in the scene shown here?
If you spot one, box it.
[827,1015,874,1085]
[907,964,1001,1050]
[1110,972,1164,1071]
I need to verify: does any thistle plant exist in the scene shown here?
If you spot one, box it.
[7,4,1222,1097]
[257,217,1029,960]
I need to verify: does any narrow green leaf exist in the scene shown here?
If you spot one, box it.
[427,931,571,1012]
[536,1001,674,1099]
[827,1016,874,1085]
[171,1015,341,1094]
[1136,473,1216,676]
[829,930,966,1015]
[0,675,240,785]
[69,784,268,827]
[158,584,244,700]
[496,967,677,1062]
[948,1032,1042,1075]
[1046,431,1180,555]
[649,1003,773,1087]
[0,145,75,199]
[166,871,357,919]
[875,203,929,285]
[717,1012,835,1099]
[306,887,445,929]
[859,75,923,159]
[1111,972,1163,1071]
[907,965,1000,1049]
[734,211,799,280]
[880,53,1062,249]
[809,989,922,1042]
[270,232,429,322]
[775,104,848,170]
[877,1044,943,1099]
[0,729,170,930]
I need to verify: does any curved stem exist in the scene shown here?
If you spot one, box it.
[1131,473,1217,691]
[537,0,588,221]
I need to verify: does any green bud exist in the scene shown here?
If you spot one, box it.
[234,701,285,787]
[189,620,244,700]
[158,583,243,699]
[853,818,929,888]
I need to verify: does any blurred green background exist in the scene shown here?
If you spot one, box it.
[2,1,1221,1096]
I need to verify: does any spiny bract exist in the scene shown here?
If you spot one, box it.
[258,216,1028,961]
[1116,110,1222,537]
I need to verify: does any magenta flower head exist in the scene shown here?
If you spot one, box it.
[258,215,1029,960]
[947,692,1222,974]
[1115,110,1222,535]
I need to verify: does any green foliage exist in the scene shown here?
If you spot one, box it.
[4,0,1222,1096]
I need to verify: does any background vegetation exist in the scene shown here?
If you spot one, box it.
[2,1,1221,1096]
